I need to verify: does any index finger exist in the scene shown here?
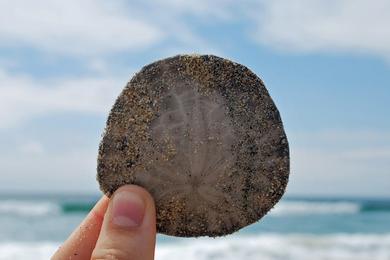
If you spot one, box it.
[51,196,109,260]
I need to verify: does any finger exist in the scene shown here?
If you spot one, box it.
[91,185,156,260]
[52,196,109,260]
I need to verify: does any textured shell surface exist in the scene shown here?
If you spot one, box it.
[97,54,289,237]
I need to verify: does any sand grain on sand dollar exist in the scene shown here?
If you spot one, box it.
[97,54,290,237]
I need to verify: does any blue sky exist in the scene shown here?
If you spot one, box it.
[0,0,389,197]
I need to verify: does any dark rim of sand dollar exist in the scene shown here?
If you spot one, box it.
[97,54,289,237]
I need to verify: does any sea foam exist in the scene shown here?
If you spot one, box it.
[156,233,390,260]
[1,233,389,260]
[2,198,389,219]
[0,200,59,217]
[270,201,361,216]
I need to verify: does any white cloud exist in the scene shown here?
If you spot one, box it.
[0,69,126,128]
[0,0,233,56]
[291,129,390,147]
[1,0,390,59]
[341,148,390,160]
[19,141,45,156]
[0,0,163,55]
[287,129,390,197]
[150,0,239,20]
[0,146,99,193]
[288,148,390,197]
[252,0,390,59]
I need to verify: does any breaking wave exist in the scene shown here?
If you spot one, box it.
[1,233,390,260]
[0,198,389,217]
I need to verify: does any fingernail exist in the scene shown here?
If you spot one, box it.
[112,189,145,228]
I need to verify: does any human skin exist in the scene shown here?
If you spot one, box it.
[51,185,156,260]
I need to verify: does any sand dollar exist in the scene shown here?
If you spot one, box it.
[97,54,289,237]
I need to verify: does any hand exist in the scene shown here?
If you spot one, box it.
[52,185,156,260]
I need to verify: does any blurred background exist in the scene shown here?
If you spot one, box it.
[0,0,389,259]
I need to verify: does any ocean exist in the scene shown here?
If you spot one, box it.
[0,194,389,260]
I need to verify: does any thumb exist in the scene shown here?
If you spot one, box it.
[91,185,156,260]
